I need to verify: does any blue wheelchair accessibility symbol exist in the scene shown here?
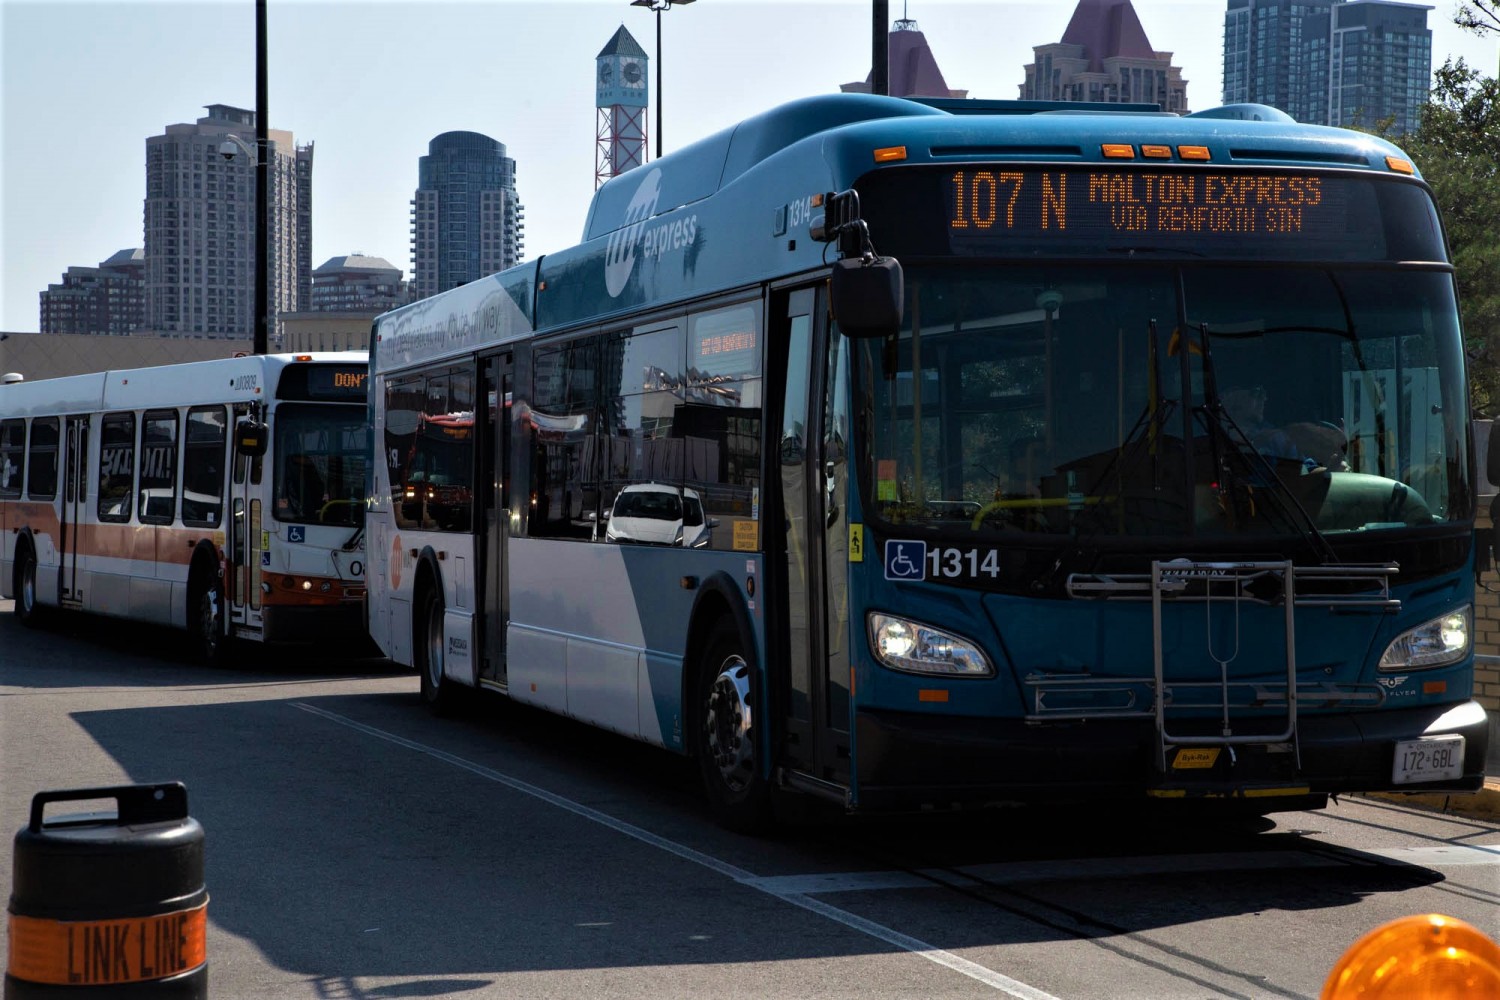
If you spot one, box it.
[287,525,305,543]
[884,540,926,581]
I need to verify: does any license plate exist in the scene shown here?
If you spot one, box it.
[1391,735,1465,785]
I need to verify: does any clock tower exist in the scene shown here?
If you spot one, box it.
[595,26,649,189]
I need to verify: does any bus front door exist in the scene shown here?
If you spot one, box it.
[59,415,88,605]
[477,353,512,690]
[773,285,852,789]
[228,405,262,635]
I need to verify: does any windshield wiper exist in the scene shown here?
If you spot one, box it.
[1194,321,1339,564]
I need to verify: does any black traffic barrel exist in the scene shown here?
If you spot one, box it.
[6,783,207,997]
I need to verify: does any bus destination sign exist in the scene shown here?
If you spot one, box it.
[947,170,1333,240]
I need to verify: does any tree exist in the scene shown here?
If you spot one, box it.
[1397,60,1500,412]
[1371,60,1500,411]
[1456,1,1500,36]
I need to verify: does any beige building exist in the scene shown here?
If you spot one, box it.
[279,312,376,354]
[1021,0,1189,112]
[0,332,235,383]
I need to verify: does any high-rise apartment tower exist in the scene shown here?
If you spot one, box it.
[410,133,525,300]
[143,104,313,340]
[1224,0,1432,134]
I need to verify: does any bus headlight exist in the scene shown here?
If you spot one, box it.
[867,613,994,677]
[1379,605,1470,671]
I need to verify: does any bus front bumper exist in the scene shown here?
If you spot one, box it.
[260,599,369,648]
[851,699,1489,812]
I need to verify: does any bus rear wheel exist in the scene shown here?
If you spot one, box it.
[14,545,44,628]
[696,621,770,833]
[417,585,455,715]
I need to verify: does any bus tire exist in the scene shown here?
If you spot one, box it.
[695,619,771,833]
[190,571,230,667]
[416,583,455,715]
[14,543,45,628]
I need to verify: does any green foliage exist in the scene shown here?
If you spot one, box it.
[1389,60,1500,413]
[1455,1,1500,36]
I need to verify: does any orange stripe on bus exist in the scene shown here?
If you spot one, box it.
[7,903,207,987]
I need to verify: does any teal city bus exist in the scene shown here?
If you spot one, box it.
[364,93,1488,830]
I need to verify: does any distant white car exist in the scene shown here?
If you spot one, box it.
[604,483,713,547]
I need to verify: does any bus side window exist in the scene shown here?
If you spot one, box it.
[26,418,59,500]
[183,406,227,528]
[530,337,601,540]
[385,375,425,531]
[139,409,178,524]
[98,412,136,523]
[0,419,24,498]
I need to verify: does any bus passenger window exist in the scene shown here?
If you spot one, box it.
[0,419,24,497]
[684,303,764,550]
[98,412,136,522]
[182,407,227,527]
[26,418,58,500]
[386,371,474,532]
[529,338,600,540]
[139,409,178,524]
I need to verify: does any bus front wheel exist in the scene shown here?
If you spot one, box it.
[14,545,44,628]
[696,620,770,833]
[416,585,455,715]
[191,576,230,667]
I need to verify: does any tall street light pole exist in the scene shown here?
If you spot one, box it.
[630,0,694,161]
[254,0,269,355]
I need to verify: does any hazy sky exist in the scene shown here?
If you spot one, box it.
[3,0,1497,333]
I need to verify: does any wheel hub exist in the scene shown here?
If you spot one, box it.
[704,656,754,792]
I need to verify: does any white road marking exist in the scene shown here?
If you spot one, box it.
[293,702,1062,1000]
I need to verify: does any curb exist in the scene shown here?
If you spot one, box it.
[1360,778,1500,821]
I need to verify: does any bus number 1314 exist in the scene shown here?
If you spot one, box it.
[928,547,1002,580]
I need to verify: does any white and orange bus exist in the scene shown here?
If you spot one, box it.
[0,352,369,663]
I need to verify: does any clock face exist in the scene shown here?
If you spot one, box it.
[622,60,643,86]
[598,62,613,85]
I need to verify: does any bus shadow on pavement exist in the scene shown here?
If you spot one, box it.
[0,599,405,689]
[34,691,1456,988]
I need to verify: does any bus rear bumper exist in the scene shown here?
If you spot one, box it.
[851,699,1489,812]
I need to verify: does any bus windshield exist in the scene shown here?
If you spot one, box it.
[859,262,1470,540]
[273,403,368,526]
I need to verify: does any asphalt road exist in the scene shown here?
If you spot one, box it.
[2,600,1497,999]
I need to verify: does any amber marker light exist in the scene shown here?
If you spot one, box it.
[1178,145,1212,161]
[1102,143,1135,159]
[1321,913,1500,999]
[1386,156,1415,175]
[1141,144,1172,159]
[293,354,313,362]
[873,145,908,163]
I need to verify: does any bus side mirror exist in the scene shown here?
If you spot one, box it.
[235,419,268,458]
[831,256,903,339]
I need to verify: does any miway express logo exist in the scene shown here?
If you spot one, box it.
[603,168,699,298]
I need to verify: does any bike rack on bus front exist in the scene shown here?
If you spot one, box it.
[1062,561,1400,772]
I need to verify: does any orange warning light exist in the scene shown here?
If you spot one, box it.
[1321,913,1500,999]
